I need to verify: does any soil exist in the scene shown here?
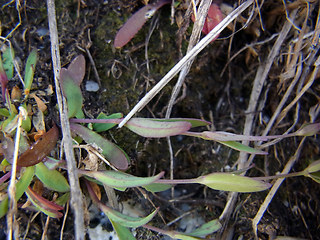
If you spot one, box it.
[0,0,320,239]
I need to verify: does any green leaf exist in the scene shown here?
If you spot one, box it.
[60,68,84,118]
[218,141,267,155]
[196,173,271,192]
[55,192,70,206]
[125,118,191,138]
[82,170,164,188]
[307,171,320,184]
[303,160,320,174]
[166,232,200,240]
[2,46,14,79]
[187,219,221,237]
[24,49,37,95]
[16,166,36,199]
[99,203,158,228]
[35,162,70,192]
[110,219,136,240]
[0,108,10,117]
[142,182,172,192]
[25,186,64,218]
[0,166,35,218]
[70,123,129,170]
[93,112,123,132]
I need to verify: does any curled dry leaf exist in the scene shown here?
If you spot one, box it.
[17,125,59,167]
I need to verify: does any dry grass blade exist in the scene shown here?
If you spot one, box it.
[47,0,85,239]
[118,0,255,128]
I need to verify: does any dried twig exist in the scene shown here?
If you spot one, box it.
[47,1,85,239]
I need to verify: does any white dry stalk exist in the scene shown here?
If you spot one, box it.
[118,0,255,128]
[47,0,85,239]
[7,106,27,240]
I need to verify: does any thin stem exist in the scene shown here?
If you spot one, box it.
[155,178,197,185]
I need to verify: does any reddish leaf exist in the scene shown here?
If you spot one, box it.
[191,3,223,40]
[0,58,8,101]
[25,186,64,218]
[67,55,85,86]
[114,0,171,48]
[17,125,59,167]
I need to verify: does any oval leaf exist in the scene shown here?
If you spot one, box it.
[142,182,172,192]
[60,68,84,118]
[188,219,221,237]
[125,118,191,138]
[93,112,123,132]
[2,45,14,79]
[218,141,267,155]
[202,131,270,142]
[196,173,271,192]
[35,162,70,192]
[82,170,164,188]
[17,125,59,167]
[99,203,158,228]
[70,123,129,170]
[114,0,170,48]
[110,219,136,240]
[67,55,85,86]
[304,160,320,174]
[24,49,37,95]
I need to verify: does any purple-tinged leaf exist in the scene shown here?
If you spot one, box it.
[70,123,129,170]
[82,170,164,188]
[196,173,271,192]
[17,125,59,167]
[125,118,191,138]
[25,186,64,218]
[294,123,320,137]
[60,68,84,118]
[0,56,9,101]
[114,0,171,48]
[201,131,270,142]
[67,55,85,86]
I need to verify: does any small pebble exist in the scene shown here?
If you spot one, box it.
[85,80,100,92]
